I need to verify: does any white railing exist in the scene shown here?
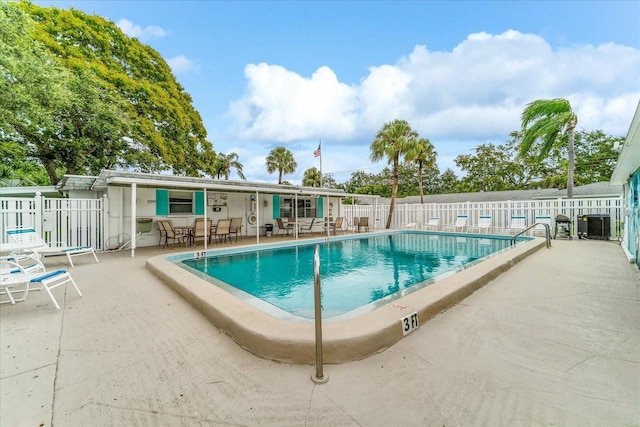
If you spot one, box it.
[1,195,106,249]
[342,197,623,238]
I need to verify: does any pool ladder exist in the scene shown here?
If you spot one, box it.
[510,223,552,248]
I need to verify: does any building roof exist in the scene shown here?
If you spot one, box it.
[382,181,621,205]
[57,170,378,200]
[611,99,640,185]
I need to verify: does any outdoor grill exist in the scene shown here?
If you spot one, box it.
[554,214,572,240]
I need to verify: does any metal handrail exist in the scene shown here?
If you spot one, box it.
[510,223,552,248]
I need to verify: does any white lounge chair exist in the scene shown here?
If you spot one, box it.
[468,215,493,234]
[533,216,552,237]
[6,226,99,268]
[423,217,440,231]
[1,269,81,309]
[444,215,468,232]
[504,216,527,235]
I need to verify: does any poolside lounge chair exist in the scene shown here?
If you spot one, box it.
[0,269,81,309]
[229,217,243,242]
[157,220,188,248]
[405,221,420,230]
[193,218,213,245]
[213,218,231,243]
[330,217,344,235]
[468,215,493,234]
[443,215,468,232]
[504,216,527,235]
[357,217,369,232]
[423,217,440,231]
[5,226,99,268]
[533,215,552,237]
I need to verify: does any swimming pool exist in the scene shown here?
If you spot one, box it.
[147,230,544,364]
[179,233,515,320]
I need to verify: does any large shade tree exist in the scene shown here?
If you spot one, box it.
[5,1,214,183]
[519,98,578,198]
[266,147,297,184]
[370,119,418,228]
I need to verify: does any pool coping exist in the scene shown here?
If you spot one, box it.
[146,234,546,364]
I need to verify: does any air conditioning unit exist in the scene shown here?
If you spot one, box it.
[578,214,611,240]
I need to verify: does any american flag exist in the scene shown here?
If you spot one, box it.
[314,142,321,158]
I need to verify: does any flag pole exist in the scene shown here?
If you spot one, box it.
[319,139,323,187]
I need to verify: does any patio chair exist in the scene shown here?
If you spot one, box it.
[193,218,212,245]
[504,216,527,235]
[468,215,493,234]
[533,215,552,237]
[298,218,316,235]
[213,218,231,243]
[357,217,369,232]
[0,268,81,309]
[275,218,294,237]
[443,215,468,232]
[423,217,440,231]
[157,220,188,248]
[229,217,243,242]
[330,217,344,235]
[5,226,99,268]
[405,221,420,230]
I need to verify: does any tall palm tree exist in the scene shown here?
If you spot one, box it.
[302,167,322,187]
[519,98,578,198]
[266,146,297,184]
[370,119,418,228]
[404,137,437,204]
[214,152,246,180]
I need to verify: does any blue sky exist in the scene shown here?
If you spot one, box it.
[37,1,640,184]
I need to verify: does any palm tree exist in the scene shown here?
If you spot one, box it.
[302,167,322,187]
[370,119,418,228]
[266,146,297,184]
[214,152,246,180]
[404,137,437,204]
[519,98,578,198]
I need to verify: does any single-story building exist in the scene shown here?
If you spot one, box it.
[54,170,376,253]
[610,99,640,268]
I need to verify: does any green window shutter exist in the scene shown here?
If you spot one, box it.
[272,195,280,218]
[317,198,323,218]
[156,189,169,215]
[194,191,204,215]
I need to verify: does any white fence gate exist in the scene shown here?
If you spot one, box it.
[1,195,106,249]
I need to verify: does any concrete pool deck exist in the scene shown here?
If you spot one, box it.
[1,237,639,426]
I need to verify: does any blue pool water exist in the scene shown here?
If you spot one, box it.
[178,232,519,320]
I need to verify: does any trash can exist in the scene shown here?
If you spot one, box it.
[265,224,273,237]
[554,214,572,240]
[136,218,153,233]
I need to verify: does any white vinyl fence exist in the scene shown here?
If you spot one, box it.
[1,195,106,249]
[1,194,622,250]
[343,197,623,238]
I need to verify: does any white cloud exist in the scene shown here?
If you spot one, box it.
[116,18,168,40]
[229,30,639,144]
[167,55,197,74]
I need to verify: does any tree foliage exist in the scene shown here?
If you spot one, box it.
[519,98,577,197]
[302,167,322,187]
[265,146,297,184]
[370,119,418,228]
[1,1,214,184]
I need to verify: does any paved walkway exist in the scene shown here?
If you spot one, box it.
[1,238,639,426]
